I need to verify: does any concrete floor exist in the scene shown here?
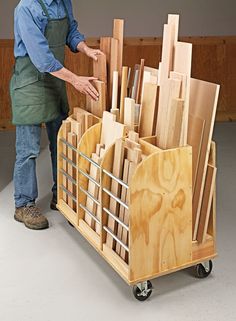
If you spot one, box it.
[0,123,236,321]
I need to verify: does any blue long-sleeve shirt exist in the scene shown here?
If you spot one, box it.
[14,0,85,73]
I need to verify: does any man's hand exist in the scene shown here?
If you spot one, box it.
[50,68,99,101]
[84,47,104,61]
[77,41,104,61]
[71,76,99,101]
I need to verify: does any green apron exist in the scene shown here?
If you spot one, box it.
[10,0,70,125]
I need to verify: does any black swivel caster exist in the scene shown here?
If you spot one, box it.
[194,260,213,279]
[133,280,153,301]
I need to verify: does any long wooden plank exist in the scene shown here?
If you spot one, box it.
[136,59,145,104]
[190,78,220,240]
[93,53,107,84]
[173,41,192,145]
[124,98,135,131]
[168,14,179,45]
[91,80,106,118]
[116,159,130,255]
[131,69,139,100]
[113,19,124,79]
[207,142,216,240]
[111,71,119,111]
[119,66,129,124]
[84,153,101,229]
[157,78,181,149]
[106,139,125,249]
[188,114,206,192]
[166,98,184,149]
[158,23,173,85]
[100,37,112,107]
[197,165,217,243]
[109,38,119,106]
[139,83,159,137]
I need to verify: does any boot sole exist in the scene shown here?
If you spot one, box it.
[14,214,49,230]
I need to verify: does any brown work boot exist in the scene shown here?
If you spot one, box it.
[14,206,49,230]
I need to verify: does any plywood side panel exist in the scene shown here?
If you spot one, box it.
[129,146,192,281]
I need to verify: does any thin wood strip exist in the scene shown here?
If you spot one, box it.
[197,165,217,243]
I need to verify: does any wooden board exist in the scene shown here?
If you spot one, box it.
[168,14,179,45]
[170,71,187,100]
[101,111,126,150]
[100,37,112,64]
[93,53,107,84]
[173,41,192,145]
[111,71,119,110]
[207,142,216,238]
[129,146,192,281]
[197,165,217,243]
[188,114,205,192]
[109,38,119,106]
[91,80,106,118]
[166,98,184,149]
[113,19,124,78]
[131,69,139,100]
[136,59,145,104]
[100,37,112,107]
[190,78,220,240]
[159,24,173,84]
[157,78,181,149]
[139,83,159,137]
[124,98,135,130]
[119,66,129,123]
[174,42,192,78]
[116,159,130,255]
[84,153,101,229]
[106,139,125,249]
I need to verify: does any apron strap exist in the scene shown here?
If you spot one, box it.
[38,0,69,20]
[61,0,69,17]
[38,0,50,19]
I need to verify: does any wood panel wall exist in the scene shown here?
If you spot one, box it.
[0,37,236,130]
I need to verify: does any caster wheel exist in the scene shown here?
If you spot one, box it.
[133,281,153,301]
[67,220,74,228]
[195,260,213,279]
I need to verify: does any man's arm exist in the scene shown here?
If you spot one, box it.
[65,1,103,61]
[16,6,99,100]
[50,68,99,101]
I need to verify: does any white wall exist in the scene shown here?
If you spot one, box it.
[0,0,236,39]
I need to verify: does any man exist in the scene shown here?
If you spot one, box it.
[10,0,103,230]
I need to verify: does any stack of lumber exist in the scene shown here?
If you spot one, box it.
[83,111,127,234]
[105,131,146,264]
[61,108,100,212]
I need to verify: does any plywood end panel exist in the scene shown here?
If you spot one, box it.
[129,146,192,281]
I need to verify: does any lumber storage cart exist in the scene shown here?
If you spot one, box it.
[57,121,217,301]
